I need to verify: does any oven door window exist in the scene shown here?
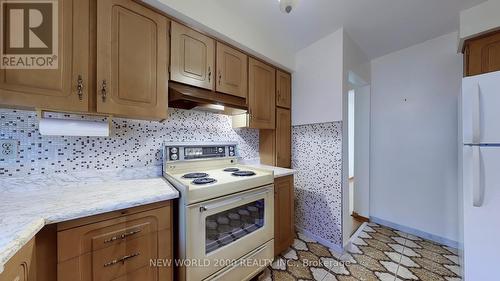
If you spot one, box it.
[206,199,265,254]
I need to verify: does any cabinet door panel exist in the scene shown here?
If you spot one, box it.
[0,238,35,281]
[276,70,291,108]
[248,58,275,129]
[171,22,215,90]
[0,0,90,112]
[274,176,294,256]
[97,0,168,120]
[216,42,247,98]
[276,108,291,168]
[482,41,500,73]
[464,31,500,77]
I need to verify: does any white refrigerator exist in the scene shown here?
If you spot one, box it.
[461,70,500,281]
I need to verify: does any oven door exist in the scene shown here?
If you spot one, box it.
[185,184,274,280]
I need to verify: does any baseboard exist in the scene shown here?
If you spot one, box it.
[295,226,344,255]
[351,212,369,222]
[370,217,459,248]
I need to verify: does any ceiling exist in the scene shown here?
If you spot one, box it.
[217,0,486,59]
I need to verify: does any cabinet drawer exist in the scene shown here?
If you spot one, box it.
[92,231,158,281]
[205,240,273,281]
[58,229,171,281]
[58,205,171,262]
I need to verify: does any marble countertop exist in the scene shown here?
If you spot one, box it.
[0,167,179,274]
[240,159,296,178]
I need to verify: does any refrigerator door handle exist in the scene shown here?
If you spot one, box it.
[471,83,481,144]
[472,146,483,207]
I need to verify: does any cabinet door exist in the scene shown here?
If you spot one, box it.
[216,42,247,98]
[464,31,500,77]
[0,238,36,281]
[97,0,169,120]
[0,0,90,112]
[170,21,215,90]
[276,108,291,168]
[274,176,294,256]
[276,70,291,108]
[58,205,172,281]
[248,58,275,129]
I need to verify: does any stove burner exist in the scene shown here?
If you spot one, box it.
[192,178,217,185]
[223,168,240,172]
[232,171,256,177]
[182,172,209,179]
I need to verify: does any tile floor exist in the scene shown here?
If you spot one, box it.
[256,223,461,281]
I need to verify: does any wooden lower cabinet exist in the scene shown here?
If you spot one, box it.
[274,176,295,256]
[57,201,173,281]
[0,238,36,281]
[464,30,500,77]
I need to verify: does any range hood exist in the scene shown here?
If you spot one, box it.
[168,81,248,115]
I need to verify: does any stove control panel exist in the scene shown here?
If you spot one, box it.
[164,143,237,162]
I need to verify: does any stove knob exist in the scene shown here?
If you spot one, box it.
[229,146,234,151]
[170,154,178,160]
[229,152,234,156]
[170,147,178,154]
[218,147,223,153]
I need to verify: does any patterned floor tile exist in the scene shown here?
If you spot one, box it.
[255,224,461,281]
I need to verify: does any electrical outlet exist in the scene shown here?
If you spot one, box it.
[0,139,18,160]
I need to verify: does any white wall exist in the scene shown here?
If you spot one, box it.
[348,90,355,178]
[292,28,343,125]
[144,0,295,71]
[370,32,462,243]
[342,31,371,245]
[354,85,371,218]
[459,0,500,50]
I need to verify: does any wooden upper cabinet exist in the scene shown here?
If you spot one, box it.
[248,58,276,129]
[96,0,169,120]
[464,30,500,77]
[0,0,90,112]
[276,108,291,168]
[170,22,215,90]
[276,70,291,108]
[216,42,247,98]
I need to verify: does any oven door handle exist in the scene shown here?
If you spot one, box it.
[200,197,243,212]
[199,188,272,213]
[241,190,271,201]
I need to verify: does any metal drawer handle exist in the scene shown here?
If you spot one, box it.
[208,66,212,82]
[77,75,84,100]
[104,229,142,244]
[101,80,107,102]
[104,252,140,267]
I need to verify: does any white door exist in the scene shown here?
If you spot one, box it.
[462,71,500,144]
[463,146,500,281]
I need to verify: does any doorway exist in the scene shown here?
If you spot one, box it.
[345,83,371,239]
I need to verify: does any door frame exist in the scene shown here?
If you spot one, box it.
[342,71,371,246]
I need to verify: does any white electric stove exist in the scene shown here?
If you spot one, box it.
[163,142,275,281]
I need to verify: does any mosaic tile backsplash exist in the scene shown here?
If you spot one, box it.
[0,108,259,177]
[292,122,343,247]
